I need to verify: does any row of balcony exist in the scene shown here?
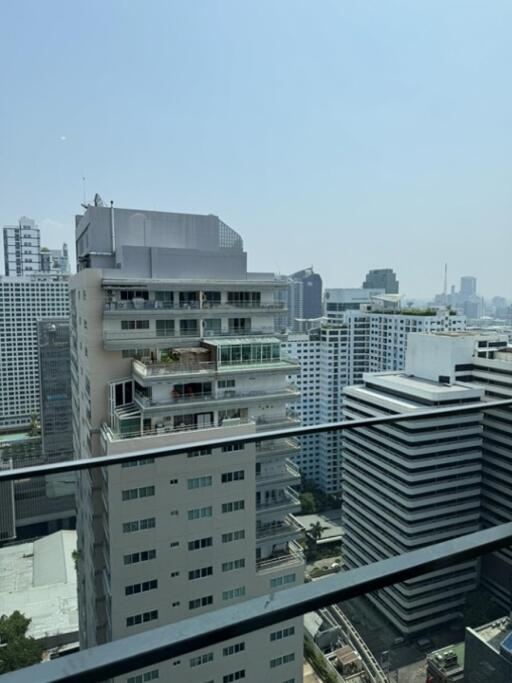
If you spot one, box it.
[102,412,301,442]
[132,356,300,379]
[133,386,300,411]
[104,327,277,342]
[104,300,286,312]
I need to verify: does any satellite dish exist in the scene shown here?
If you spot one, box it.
[94,193,104,207]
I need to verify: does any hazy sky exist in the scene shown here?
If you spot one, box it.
[1,0,511,298]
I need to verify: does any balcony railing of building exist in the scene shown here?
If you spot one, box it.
[134,386,300,409]
[256,486,301,511]
[1,398,512,683]
[255,515,302,541]
[104,300,286,312]
[132,355,299,376]
[256,539,304,572]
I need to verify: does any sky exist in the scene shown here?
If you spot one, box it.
[1,0,511,299]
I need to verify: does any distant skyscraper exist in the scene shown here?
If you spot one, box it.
[0,273,70,429]
[3,217,41,276]
[362,268,399,294]
[278,267,322,331]
[460,276,477,296]
[40,243,70,274]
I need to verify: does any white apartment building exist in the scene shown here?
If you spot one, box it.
[284,333,321,483]
[285,306,465,495]
[406,331,512,608]
[3,216,41,276]
[342,372,484,634]
[72,205,304,683]
[0,273,70,429]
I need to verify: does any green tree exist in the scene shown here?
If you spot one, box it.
[0,611,43,674]
[299,492,316,514]
[309,521,327,545]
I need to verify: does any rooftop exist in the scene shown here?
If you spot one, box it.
[0,531,78,641]
[473,616,512,653]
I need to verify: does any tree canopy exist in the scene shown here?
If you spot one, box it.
[0,611,43,674]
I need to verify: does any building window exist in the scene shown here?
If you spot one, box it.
[222,443,244,452]
[122,486,155,501]
[222,500,245,513]
[189,566,213,580]
[222,586,246,601]
[127,669,159,683]
[223,670,246,682]
[188,537,213,551]
[122,517,156,533]
[270,626,295,641]
[126,610,158,627]
[270,653,295,668]
[223,642,245,656]
[221,470,245,482]
[189,595,213,610]
[123,549,156,565]
[121,320,150,330]
[270,574,296,589]
[187,476,212,489]
[190,652,214,667]
[222,530,245,543]
[125,579,158,596]
[222,559,245,572]
[188,506,213,520]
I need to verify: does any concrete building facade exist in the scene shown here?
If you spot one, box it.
[72,205,304,683]
[0,274,70,430]
[362,268,399,294]
[341,372,484,634]
[3,216,41,276]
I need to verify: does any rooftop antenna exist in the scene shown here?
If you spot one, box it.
[443,263,448,300]
[82,176,86,204]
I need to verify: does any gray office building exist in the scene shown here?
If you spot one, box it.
[362,268,399,294]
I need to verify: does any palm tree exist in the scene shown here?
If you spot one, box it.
[309,521,327,544]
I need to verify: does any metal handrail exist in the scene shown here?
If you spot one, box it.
[2,399,511,482]
[4,523,512,683]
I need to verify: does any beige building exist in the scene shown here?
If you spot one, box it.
[72,204,304,683]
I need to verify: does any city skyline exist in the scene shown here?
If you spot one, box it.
[1,1,512,298]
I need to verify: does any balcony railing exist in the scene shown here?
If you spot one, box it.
[256,540,304,572]
[256,515,302,541]
[256,486,301,512]
[2,398,512,683]
[134,386,300,410]
[104,300,286,312]
[133,359,216,377]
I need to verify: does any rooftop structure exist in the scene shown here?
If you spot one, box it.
[362,268,399,294]
[465,616,512,682]
[0,530,78,647]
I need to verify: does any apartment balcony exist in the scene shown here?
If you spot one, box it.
[104,299,286,314]
[255,437,301,458]
[133,358,217,380]
[256,461,301,487]
[255,410,301,431]
[134,386,300,413]
[256,540,304,574]
[256,515,302,543]
[101,416,253,444]
[256,487,301,515]
[104,326,280,351]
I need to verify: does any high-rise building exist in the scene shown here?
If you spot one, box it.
[72,204,304,683]
[0,273,70,430]
[362,268,399,294]
[38,318,73,457]
[278,267,322,331]
[3,217,41,276]
[324,288,384,316]
[342,371,484,634]
[285,307,466,494]
[40,243,70,274]
[0,312,75,541]
[460,276,477,297]
[406,330,512,608]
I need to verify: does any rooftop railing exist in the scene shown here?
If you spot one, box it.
[1,398,512,683]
